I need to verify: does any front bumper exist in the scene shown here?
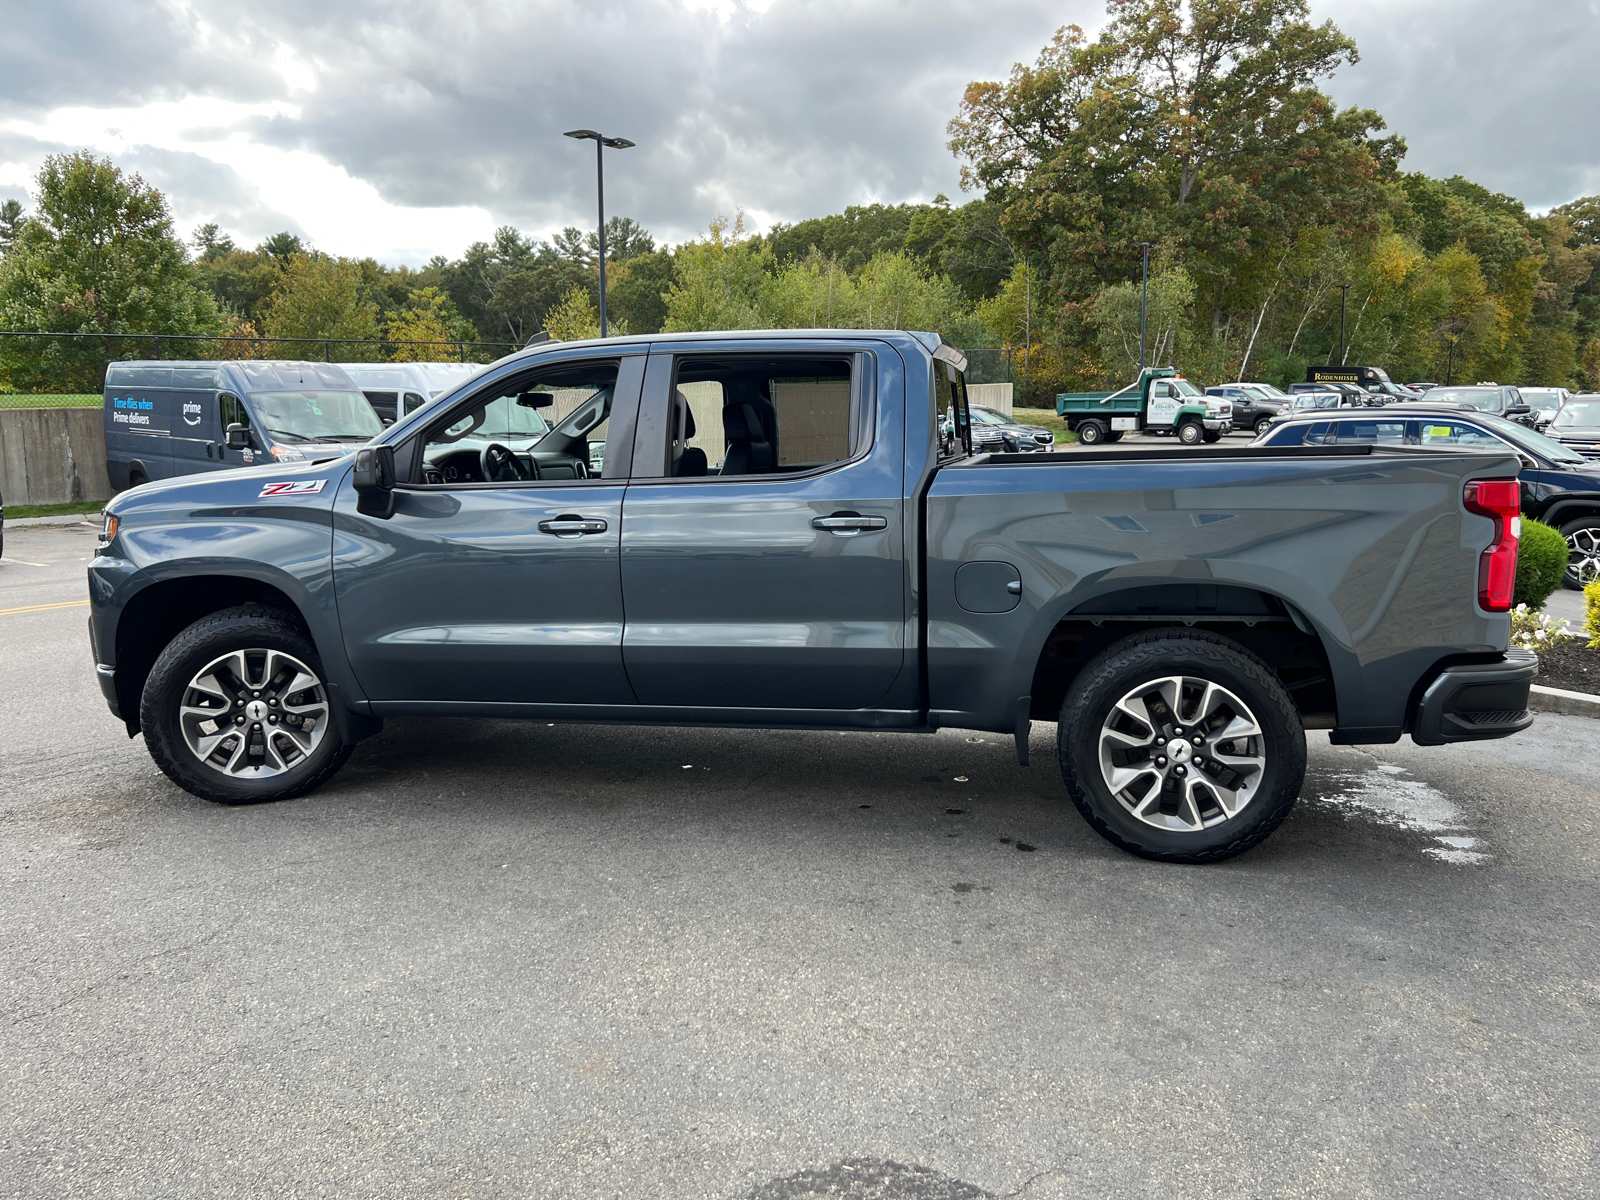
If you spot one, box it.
[1411,649,1537,745]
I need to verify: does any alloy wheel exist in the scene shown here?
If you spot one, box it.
[1568,527,1600,585]
[1096,675,1266,832]
[178,648,330,778]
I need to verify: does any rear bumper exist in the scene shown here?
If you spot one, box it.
[1410,649,1537,746]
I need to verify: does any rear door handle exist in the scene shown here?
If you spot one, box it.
[812,512,888,535]
[538,516,608,538]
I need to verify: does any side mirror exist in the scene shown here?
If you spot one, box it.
[353,444,397,519]
[225,422,252,451]
[1505,404,1532,416]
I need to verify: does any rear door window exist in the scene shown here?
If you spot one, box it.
[1417,421,1503,450]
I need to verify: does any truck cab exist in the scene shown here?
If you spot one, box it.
[1056,368,1230,445]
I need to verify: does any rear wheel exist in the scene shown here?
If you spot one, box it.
[1177,420,1204,445]
[1254,416,1273,435]
[1058,631,1305,863]
[127,469,148,490]
[1104,430,1125,443]
[1076,420,1107,445]
[1561,518,1600,589]
[140,605,352,804]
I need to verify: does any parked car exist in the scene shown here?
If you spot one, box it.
[1287,381,1375,403]
[91,329,1534,865]
[337,362,487,425]
[1204,384,1287,435]
[1410,382,1440,392]
[1547,394,1600,458]
[968,404,1057,453]
[104,360,385,491]
[1517,386,1568,430]
[1256,401,1600,587]
[1416,384,1537,428]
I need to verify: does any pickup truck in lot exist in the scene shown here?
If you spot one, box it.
[88,330,1536,863]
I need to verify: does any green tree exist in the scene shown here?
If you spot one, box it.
[261,253,381,359]
[606,249,676,335]
[663,215,771,332]
[385,286,477,360]
[544,285,602,341]
[0,151,221,391]
[0,199,26,256]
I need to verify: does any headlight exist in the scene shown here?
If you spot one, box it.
[97,513,118,553]
[270,446,306,462]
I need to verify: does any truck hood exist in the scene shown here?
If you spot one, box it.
[104,456,351,517]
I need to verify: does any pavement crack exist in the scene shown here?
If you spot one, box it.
[1002,1160,1079,1198]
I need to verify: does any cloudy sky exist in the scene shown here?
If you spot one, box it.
[1,0,1595,265]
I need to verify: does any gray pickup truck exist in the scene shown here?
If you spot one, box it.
[88,330,1536,863]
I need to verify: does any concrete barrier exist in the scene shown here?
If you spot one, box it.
[0,407,111,505]
[968,382,1014,415]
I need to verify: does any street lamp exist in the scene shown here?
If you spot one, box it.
[1337,283,1353,366]
[564,129,635,338]
[1134,242,1160,371]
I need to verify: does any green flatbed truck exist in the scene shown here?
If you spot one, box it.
[1058,368,1231,446]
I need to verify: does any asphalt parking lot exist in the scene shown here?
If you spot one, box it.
[3,521,1597,1199]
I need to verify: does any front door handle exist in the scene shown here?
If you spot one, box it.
[538,516,608,538]
[812,512,888,535]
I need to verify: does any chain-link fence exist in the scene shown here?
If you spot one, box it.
[0,329,522,407]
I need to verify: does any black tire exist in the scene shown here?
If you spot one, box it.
[1057,631,1306,864]
[1077,420,1107,445]
[127,470,147,491]
[1104,430,1125,443]
[1177,420,1204,445]
[1201,429,1222,443]
[1560,518,1600,590]
[1254,416,1273,435]
[139,605,352,804]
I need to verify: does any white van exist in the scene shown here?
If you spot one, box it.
[337,362,487,424]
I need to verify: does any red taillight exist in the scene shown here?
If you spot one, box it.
[1464,479,1521,612]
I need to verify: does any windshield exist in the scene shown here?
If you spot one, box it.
[247,390,384,443]
[970,406,1011,426]
[438,394,555,444]
[1427,387,1503,411]
[1248,383,1289,399]
[1554,399,1600,428]
[1171,377,1204,397]
[1482,415,1587,463]
[1521,389,1564,412]
[1294,393,1340,409]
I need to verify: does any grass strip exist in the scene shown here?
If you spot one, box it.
[6,500,107,519]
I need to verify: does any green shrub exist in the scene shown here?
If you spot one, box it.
[1586,582,1600,650]
[1514,518,1567,609]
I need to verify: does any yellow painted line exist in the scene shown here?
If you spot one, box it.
[0,599,90,616]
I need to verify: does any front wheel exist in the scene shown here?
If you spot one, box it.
[1076,420,1107,445]
[1104,430,1125,443]
[1561,518,1600,589]
[1177,420,1204,445]
[140,605,352,804]
[1058,631,1306,863]
[1254,416,1273,435]
[1201,429,1222,443]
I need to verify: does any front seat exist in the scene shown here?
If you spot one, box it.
[669,389,708,476]
[720,401,775,475]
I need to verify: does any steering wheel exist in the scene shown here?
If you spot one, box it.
[481,443,530,483]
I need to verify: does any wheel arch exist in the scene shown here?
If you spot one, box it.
[112,571,369,739]
[1020,578,1345,730]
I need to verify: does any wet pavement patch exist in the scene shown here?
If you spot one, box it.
[744,1157,992,1199]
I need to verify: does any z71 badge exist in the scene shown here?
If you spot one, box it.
[259,479,328,497]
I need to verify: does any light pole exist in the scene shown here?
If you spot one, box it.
[1134,242,1159,371]
[564,129,635,337]
[1337,283,1353,365]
